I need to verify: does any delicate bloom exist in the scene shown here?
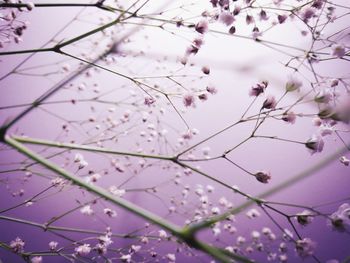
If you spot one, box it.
[104,208,117,217]
[10,237,25,253]
[99,235,113,247]
[249,81,268,97]
[86,173,101,184]
[144,96,156,106]
[183,93,196,107]
[51,178,66,187]
[211,207,221,215]
[109,186,126,197]
[206,86,218,94]
[31,257,42,263]
[254,171,271,184]
[120,254,132,262]
[252,27,262,40]
[131,245,141,253]
[259,10,269,21]
[49,241,58,251]
[246,14,254,25]
[166,253,176,262]
[198,93,208,101]
[219,11,235,26]
[312,0,325,9]
[195,20,209,34]
[295,238,316,258]
[201,66,210,75]
[159,230,168,238]
[329,203,350,231]
[314,89,333,103]
[246,208,261,218]
[305,135,324,154]
[286,77,302,92]
[319,124,333,136]
[262,95,277,110]
[330,97,350,123]
[75,244,91,256]
[295,210,314,226]
[80,205,94,216]
[229,26,236,34]
[332,44,346,58]
[283,229,294,241]
[340,156,350,166]
[282,111,296,124]
[301,8,315,23]
[26,2,35,11]
[278,14,288,24]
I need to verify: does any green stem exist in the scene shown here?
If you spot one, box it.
[4,135,181,235]
[4,135,255,263]
[0,215,149,239]
[12,135,174,161]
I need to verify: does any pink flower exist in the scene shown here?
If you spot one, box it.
[198,93,208,101]
[246,15,254,25]
[278,14,288,24]
[259,10,268,21]
[229,26,236,34]
[282,111,296,124]
[305,135,324,154]
[144,96,155,106]
[10,237,25,253]
[219,11,235,26]
[301,8,315,23]
[314,89,333,103]
[286,77,302,92]
[183,93,196,107]
[254,171,271,184]
[202,66,210,75]
[206,86,218,94]
[195,20,209,34]
[312,0,325,9]
[262,95,277,109]
[249,81,268,97]
[332,44,346,58]
[295,238,316,258]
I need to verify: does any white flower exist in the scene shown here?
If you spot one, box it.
[80,205,94,216]
[104,208,117,217]
[246,208,261,219]
[120,254,132,262]
[31,257,42,263]
[10,237,25,253]
[305,135,324,154]
[340,156,350,166]
[159,230,168,238]
[166,253,176,262]
[49,241,58,250]
[109,186,126,197]
[75,244,91,256]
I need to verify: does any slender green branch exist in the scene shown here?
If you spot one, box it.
[4,135,182,235]
[12,135,174,161]
[0,215,152,239]
[4,136,255,263]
